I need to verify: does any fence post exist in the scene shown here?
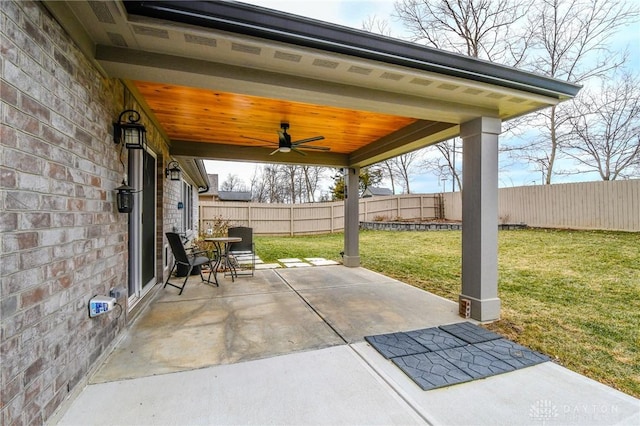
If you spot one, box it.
[290,204,294,236]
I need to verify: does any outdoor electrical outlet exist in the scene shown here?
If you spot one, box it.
[89,296,116,318]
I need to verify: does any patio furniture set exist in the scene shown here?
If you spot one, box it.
[164,226,255,295]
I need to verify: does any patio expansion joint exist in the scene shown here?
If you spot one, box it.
[348,343,434,425]
[275,270,349,345]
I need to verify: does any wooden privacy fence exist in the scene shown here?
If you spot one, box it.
[200,194,444,236]
[442,179,639,231]
[200,180,639,235]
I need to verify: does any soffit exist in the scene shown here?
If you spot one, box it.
[46,0,572,168]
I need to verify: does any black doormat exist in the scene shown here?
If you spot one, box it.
[365,322,549,391]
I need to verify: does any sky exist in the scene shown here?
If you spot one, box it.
[206,0,639,195]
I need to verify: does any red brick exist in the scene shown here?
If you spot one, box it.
[17,232,39,250]
[20,213,50,230]
[55,275,72,290]
[20,285,50,309]
[0,212,18,232]
[0,123,18,147]
[24,358,46,386]
[1,168,17,189]
[5,105,40,136]
[0,375,22,409]
[21,95,50,122]
[1,80,19,106]
[46,163,67,180]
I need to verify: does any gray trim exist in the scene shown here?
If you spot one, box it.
[124,1,581,99]
[194,159,210,193]
[178,158,210,192]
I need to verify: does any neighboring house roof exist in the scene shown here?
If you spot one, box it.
[218,191,252,202]
[200,174,219,197]
[363,187,393,197]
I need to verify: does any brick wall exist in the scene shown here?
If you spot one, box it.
[0,2,179,424]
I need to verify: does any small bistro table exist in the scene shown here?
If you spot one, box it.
[204,236,242,281]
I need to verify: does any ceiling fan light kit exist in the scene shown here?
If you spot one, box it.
[242,122,328,155]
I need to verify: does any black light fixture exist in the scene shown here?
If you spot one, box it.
[116,181,134,213]
[113,109,146,149]
[165,160,182,181]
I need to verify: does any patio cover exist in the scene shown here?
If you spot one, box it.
[43,0,580,320]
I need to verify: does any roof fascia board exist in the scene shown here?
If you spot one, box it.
[123,1,581,100]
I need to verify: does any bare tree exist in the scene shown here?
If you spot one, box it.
[394,0,531,64]
[382,151,423,194]
[220,173,247,191]
[422,140,463,192]
[381,160,398,194]
[564,70,640,180]
[393,0,638,185]
[435,140,463,192]
[249,164,330,203]
[513,0,639,184]
[250,165,285,203]
[362,14,394,36]
[249,166,267,202]
[392,0,531,186]
[301,165,327,202]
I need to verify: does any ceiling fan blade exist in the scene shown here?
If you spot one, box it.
[269,148,280,155]
[295,145,330,151]
[293,136,325,145]
[291,147,307,156]
[241,135,278,145]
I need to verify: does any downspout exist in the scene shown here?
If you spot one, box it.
[195,159,210,193]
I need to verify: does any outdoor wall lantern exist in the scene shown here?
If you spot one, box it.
[113,109,146,149]
[165,160,182,181]
[116,181,134,213]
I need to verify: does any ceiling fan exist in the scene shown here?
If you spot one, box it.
[243,123,328,155]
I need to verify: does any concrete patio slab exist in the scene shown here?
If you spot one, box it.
[353,342,640,425]
[294,280,463,342]
[159,269,289,302]
[278,265,397,291]
[255,263,282,269]
[58,346,424,426]
[91,275,343,383]
[53,267,639,425]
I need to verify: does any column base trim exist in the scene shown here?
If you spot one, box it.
[459,294,501,322]
[343,256,360,267]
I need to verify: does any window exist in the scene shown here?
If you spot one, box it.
[182,181,193,233]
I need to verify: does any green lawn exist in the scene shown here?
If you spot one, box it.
[255,229,640,397]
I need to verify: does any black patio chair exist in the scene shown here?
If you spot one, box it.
[227,226,255,277]
[164,232,218,294]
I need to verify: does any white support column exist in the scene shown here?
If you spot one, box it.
[343,167,360,267]
[460,117,501,321]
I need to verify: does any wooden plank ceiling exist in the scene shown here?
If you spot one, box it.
[133,81,417,155]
